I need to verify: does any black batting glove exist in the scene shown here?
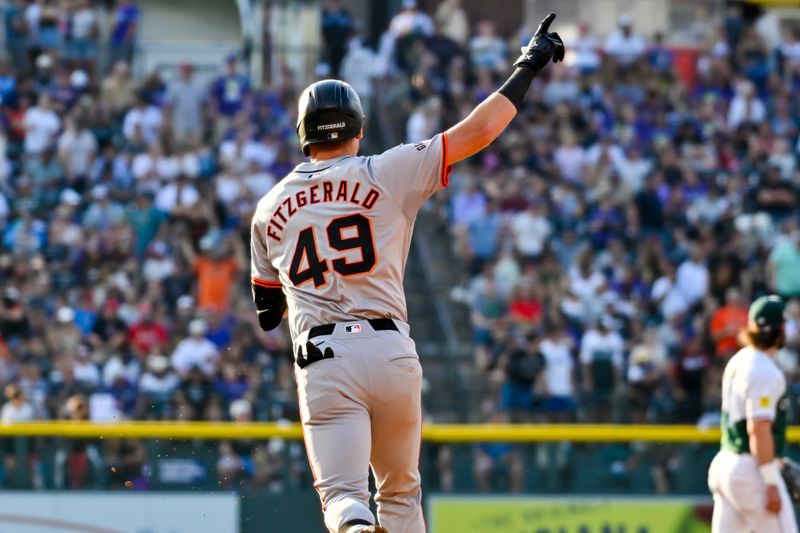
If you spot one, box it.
[296,341,335,369]
[514,13,565,72]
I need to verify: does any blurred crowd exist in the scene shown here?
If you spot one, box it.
[0,0,799,495]
[0,0,305,491]
[420,1,800,437]
[364,0,800,493]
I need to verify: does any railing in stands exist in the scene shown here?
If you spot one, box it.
[1,421,796,443]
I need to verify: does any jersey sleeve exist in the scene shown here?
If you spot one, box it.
[250,214,281,289]
[745,370,783,421]
[367,132,452,217]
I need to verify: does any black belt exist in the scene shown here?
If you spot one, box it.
[307,318,398,339]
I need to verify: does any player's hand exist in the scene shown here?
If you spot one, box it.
[765,484,782,514]
[514,13,565,72]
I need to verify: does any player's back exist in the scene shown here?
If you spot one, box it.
[250,134,451,338]
[720,346,787,453]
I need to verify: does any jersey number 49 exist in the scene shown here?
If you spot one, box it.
[289,213,377,288]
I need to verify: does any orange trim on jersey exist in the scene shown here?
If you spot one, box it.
[251,277,282,289]
[440,132,453,188]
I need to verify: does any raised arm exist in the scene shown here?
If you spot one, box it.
[444,13,564,167]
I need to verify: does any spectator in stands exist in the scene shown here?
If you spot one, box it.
[166,62,205,145]
[1,384,40,488]
[473,408,524,492]
[580,316,624,422]
[137,354,178,419]
[727,78,766,129]
[434,0,468,46]
[754,163,797,219]
[603,15,647,68]
[210,55,251,140]
[101,61,137,118]
[181,231,245,312]
[103,350,140,390]
[110,0,139,65]
[626,327,668,423]
[468,20,506,73]
[67,0,99,76]
[23,93,60,155]
[389,0,433,38]
[496,332,543,422]
[175,365,217,421]
[406,96,442,143]
[320,0,354,78]
[57,114,97,186]
[538,322,577,423]
[769,228,800,299]
[123,91,163,145]
[708,287,748,358]
[4,0,27,70]
[464,200,502,273]
[171,319,219,379]
[127,302,168,359]
[675,245,709,308]
[54,394,103,489]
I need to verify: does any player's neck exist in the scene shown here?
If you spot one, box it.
[309,141,358,162]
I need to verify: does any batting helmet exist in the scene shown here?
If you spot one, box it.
[296,79,364,156]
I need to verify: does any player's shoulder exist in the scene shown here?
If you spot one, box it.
[733,347,783,381]
[370,134,444,162]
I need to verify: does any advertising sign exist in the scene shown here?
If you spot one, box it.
[428,496,711,533]
[0,492,238,533]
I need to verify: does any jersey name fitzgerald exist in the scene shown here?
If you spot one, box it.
[266,180,381,242]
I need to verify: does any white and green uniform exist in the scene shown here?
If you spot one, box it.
[251,134,451,533]
[708,346,797,533]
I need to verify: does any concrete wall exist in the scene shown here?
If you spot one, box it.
[139,0,241,42]
[134,0,243,82]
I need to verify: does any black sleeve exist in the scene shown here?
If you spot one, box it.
[252,284,287,331]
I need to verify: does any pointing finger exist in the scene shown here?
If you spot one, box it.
[535,12,556,36]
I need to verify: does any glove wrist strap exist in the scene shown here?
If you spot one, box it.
[497,66,537,112]
[759,460,781,486]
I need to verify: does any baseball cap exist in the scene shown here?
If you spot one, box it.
[189,318,207,335]
[749,295,785,332]
[147,354,169,372]
[230,398,252,420]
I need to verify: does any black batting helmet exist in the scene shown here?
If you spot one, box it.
[296,79,364,156]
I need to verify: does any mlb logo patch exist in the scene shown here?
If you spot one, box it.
[344,323,362,334]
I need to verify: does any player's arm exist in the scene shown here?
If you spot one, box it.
[749,415,782,513]
[444,13,564,167]
[250,215,287,332]
[252,284,286,332]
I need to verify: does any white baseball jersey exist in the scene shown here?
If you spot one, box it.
[709,345,797,533]
[720,346,788,456]
[250,134,451,339]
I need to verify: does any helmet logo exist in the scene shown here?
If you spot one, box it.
[317,122,346,131]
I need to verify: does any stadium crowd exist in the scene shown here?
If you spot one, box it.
[0,0,300,490]
[0,0,797,494]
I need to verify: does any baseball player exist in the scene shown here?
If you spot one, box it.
[249,13,564,533]
[708,295,798,533]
